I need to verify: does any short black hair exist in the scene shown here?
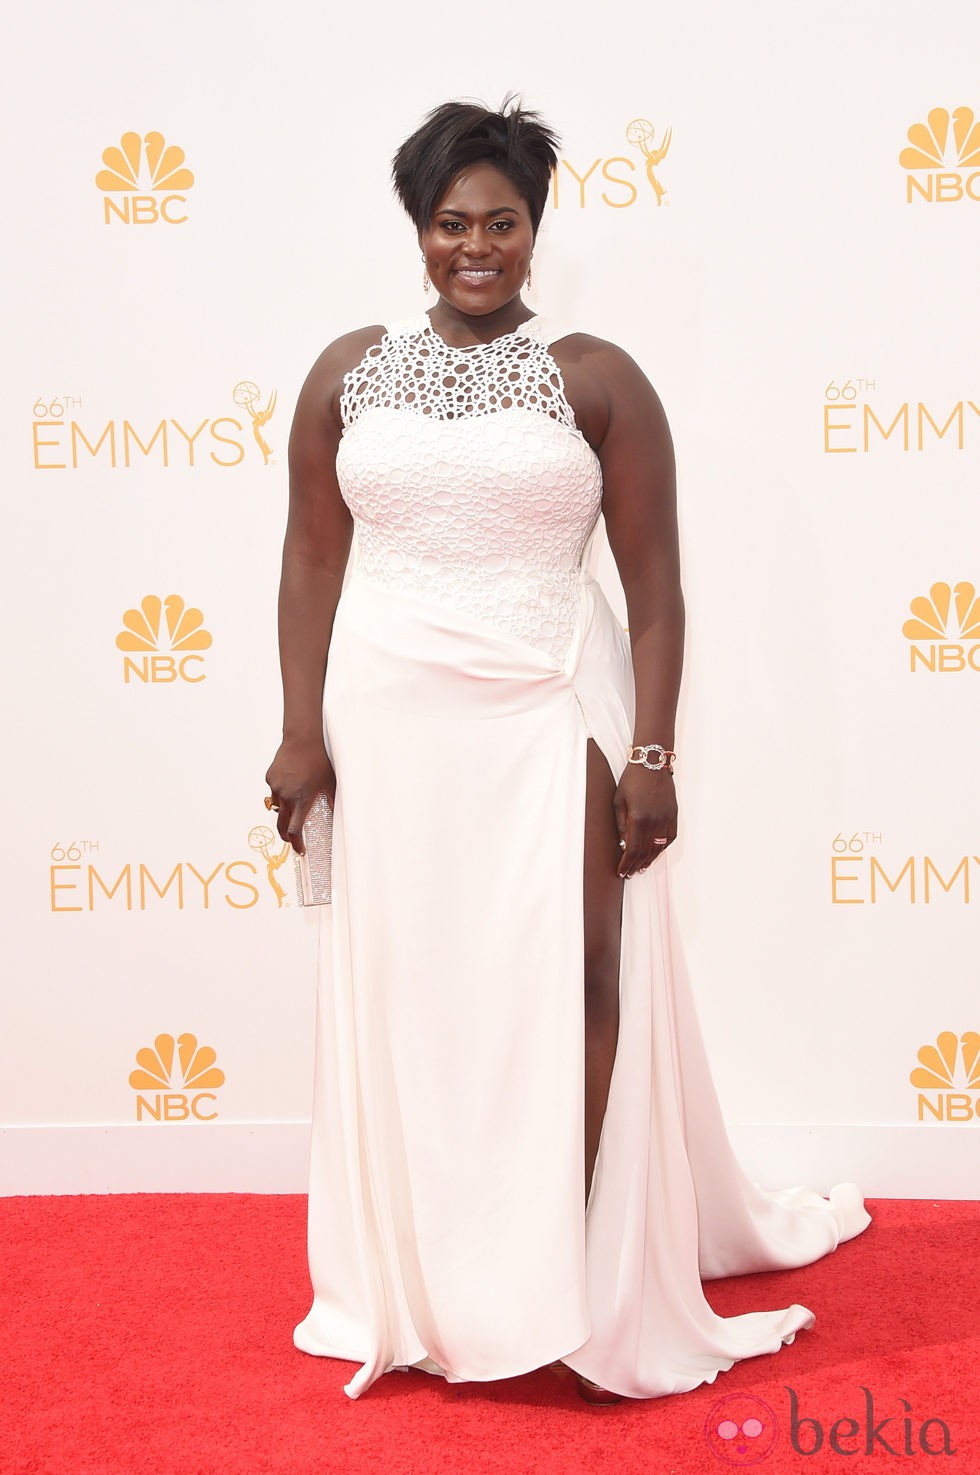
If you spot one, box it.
[392,98,560,238]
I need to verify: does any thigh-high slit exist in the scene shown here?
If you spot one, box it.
[294,572,870,1400]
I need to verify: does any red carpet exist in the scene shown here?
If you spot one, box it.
[2,1196,978,1474]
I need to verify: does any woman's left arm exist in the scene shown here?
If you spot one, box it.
[595,345,684,879]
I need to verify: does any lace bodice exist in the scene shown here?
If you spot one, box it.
[335,315,603,662]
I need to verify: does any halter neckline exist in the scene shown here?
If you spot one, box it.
[420,313,543,352]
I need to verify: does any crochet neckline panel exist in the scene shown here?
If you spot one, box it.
[339,315,580,432]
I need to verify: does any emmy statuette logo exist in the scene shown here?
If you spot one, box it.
[233,382,277,466]
[129,1032,225,1121]
[248,820,293,908]
[97,131,194,224]
[625,117,671,205]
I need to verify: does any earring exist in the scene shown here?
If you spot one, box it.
[421,254,431,294]
[525,257,533,291]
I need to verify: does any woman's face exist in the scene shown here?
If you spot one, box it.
[420,161,535,316]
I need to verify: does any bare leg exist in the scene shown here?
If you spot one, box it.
[583,739,624,1200]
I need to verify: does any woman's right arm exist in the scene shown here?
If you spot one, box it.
[264,328,382,852]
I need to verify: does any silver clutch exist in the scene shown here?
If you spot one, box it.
[293,793,333,906]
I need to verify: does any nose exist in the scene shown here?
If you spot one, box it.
[460,229,492,256]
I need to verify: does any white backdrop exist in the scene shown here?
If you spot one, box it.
[2,0,978,1196]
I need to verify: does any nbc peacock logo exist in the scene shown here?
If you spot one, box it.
[902,581,980,673]
[910,1031,980,1123]
[900,107,980,203]
[130,1032,225,1122]
[96,131,194,225]
[116,594,213,684]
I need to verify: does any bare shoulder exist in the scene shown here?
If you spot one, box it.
[295,325,387,431]
[547,333,664,449]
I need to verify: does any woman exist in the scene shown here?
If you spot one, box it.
[265,100,869,1404]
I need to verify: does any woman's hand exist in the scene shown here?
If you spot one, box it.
[613,764,678,879]
[264,739,336,855]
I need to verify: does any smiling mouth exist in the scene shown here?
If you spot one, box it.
[453,268,501,280]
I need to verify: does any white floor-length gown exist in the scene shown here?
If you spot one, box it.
[293,314,870,1400]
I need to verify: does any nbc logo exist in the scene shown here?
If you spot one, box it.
[130,1032,225,1122]
[910,1031,980,1123]
[96,131,194,225]
[902,581,980,672]
[116,595,212,684]
[900,106,980,203]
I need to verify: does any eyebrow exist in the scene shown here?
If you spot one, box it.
[434,206,520,219]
